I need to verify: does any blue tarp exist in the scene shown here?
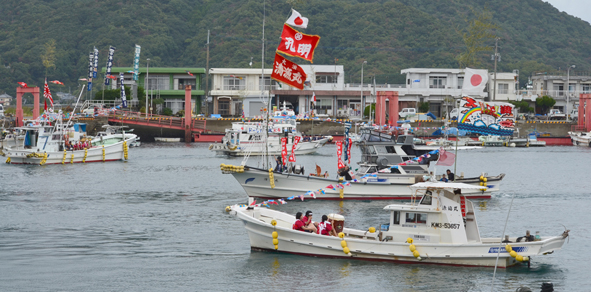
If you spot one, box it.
[426,112,437,120]
[210,114,222,118]
[431,127,469,136]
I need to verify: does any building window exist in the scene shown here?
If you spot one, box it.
[178,78,196,90]
[316,75,337,84]
[218,100,230,115]
[259,77,275,91]
[223,76,245,90]
[457,77,464,89]
[583,84,591,93]
[337,99,348,110]
[553,84,564,96]
[498,83,509,94]
[316,98,332,114]
[569,83,576,92]
[145,75,170,90]
[429,76,446,89]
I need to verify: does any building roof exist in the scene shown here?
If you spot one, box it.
[103,67,206,74]
[401,68,468,74]
[0,93,13,99]
[210,68,273,74]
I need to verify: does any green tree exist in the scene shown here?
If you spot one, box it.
[41,39,57,77]
[418,102,430,113]
[363,104,375,119]
[536,95,555,114]
[510,100,534,113]
[457,8,499,68]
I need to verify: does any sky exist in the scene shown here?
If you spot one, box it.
[544,0,591,24]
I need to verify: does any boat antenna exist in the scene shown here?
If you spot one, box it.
[67,84,86,127]
[491,194,515,290]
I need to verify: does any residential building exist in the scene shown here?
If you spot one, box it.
[488,72,519,101]
[531,72,591,113]
[0,93,13,106]
[209,68,276,117]
[210,65,370,119]
[104,67,205,114]
[399,68,488,117]
[272,65,369,119]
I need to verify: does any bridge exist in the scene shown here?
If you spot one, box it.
[107,110,207,139]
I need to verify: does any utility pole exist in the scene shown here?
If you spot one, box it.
[205,30,210,117]
[145,58,150,118]
[492,38,500,102]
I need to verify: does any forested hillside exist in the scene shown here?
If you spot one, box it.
[0,0,590,97]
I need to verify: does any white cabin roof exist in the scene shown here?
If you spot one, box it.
[410,181,483,191]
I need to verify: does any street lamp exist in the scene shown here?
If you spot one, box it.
[145,58,150,118]
[566,64,575,121]
[361,60,367,120]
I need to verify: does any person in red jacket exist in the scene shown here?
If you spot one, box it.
[293,212,316,232]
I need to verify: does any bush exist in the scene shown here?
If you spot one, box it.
[363,104,375,119]
[535,95,556,115]
[162,108,173,116]
[418,102,430,113]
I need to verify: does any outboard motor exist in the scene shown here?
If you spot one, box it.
[293,164,304,175]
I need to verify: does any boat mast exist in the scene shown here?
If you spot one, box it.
[262,0,269,169]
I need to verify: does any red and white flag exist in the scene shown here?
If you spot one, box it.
[271,53,307,90]
[50,80,64,85]
[43,79,54,107]
[336,141,345,169]
[436,148,455,166]
[288,136,301,162]
[312,92,316,105]
[281,137,288,166]
[462,68,488,92]
[17,82,28,88]
[277,24,320,63]
[285,9,309,29]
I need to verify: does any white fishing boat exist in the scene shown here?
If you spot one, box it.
[96,125,141,147]
[5,122,136,165]
[1,129,25,150]
[209,114,331,156]
[155,137,181,142]
[224,131,504,200]
[568,130,591,147]
[228,182,569,267]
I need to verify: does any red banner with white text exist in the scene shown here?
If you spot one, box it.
[271,53,307,90]
[277,24,320,63]
[288,136,301,162]
[347,138,352,164]
[281,137,288,166]
[336,141,345,169]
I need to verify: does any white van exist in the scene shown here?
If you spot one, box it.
[398,108,416,118]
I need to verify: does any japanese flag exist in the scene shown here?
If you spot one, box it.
[462,68,488,92]
[312,92,316,105]
[286,9,309,29]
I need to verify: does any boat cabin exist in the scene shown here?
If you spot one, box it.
[378,182,482,244]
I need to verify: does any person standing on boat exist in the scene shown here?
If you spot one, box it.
[447,169,455,181]
[275,156,284,173]
[338,165,353,181]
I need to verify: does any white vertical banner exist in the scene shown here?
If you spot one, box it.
[120,73,127,108]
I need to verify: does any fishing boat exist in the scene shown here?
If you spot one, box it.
[96,125,141,147]
[568,130,591,147]
[228,181,569,267]
[209,112,331,156]
[223,130,504,200]
[5,121,137,165]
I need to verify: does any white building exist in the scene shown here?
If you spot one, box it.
[209,68,275,117]
[399,68,488,117]
[488,72,519,101]
[531,73,591,113]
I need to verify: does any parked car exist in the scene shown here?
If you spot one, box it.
[446,108,459,120]
[398,108,416,118]
[569,109,578,122]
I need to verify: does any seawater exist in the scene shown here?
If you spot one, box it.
[0,144,590,291]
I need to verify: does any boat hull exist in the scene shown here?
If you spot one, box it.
[568,131,591,146]
[229,167,503,200]
[233,206,566,268]
[5,136,136,165]
[211,137,331,156]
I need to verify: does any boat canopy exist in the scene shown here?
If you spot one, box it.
[73,123,87,132]
[410,181,483,191]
